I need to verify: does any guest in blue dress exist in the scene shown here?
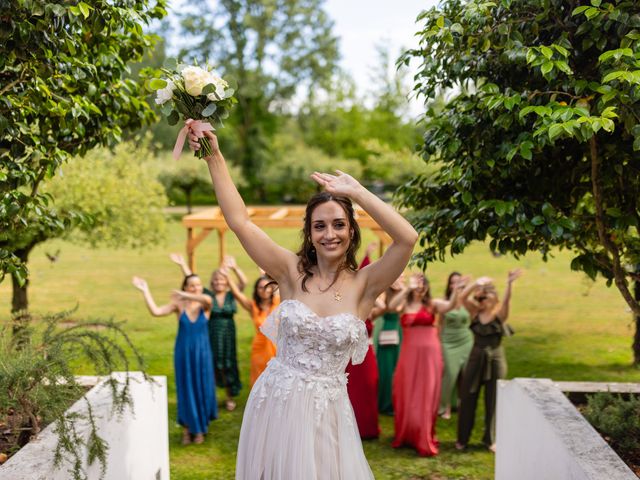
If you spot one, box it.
[132,273,218,445]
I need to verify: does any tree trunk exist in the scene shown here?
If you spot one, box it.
[11,248,31,339]
[185,187,193,214]
[634,267,640,366]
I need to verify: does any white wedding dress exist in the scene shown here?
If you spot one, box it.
[236,299,375,480]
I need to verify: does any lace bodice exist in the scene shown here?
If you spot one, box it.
[252,299,368,424]
[261,299,368,375]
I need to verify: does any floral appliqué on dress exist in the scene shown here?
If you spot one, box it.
[255,299,368,425]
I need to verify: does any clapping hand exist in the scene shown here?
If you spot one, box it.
[170,253,186,266]
[365,241,378,258]
[223,255,237,270]
[310,170,362,198]
[132,276,149,292]
[508,269,523,283]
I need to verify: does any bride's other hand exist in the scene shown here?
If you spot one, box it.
[310,170,363,198]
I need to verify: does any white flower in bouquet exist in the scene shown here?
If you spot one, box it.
[182,66,212,96]
[154,80,175,105]
[206,76,229,101]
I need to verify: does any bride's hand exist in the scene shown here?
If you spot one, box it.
[310,170,363,198]
[188,130,220,158]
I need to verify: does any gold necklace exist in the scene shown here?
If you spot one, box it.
[316,272,344,302]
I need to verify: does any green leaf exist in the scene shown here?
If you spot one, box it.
[553,44,569,57]
[591,0,601,6]
[548,124,564,141]
[585,7,600,19]
[495,202,507,216]
[601,118,615,132]
[462,191,472,205]
[542,203,556,217]
[606,207,621,217]
[540,46,553,59]
[436,16,445,28]
[201,103,217,117]
[603,71,624,83]
[520,141,533,160]
[548,223,564,237]
[541,61,554,75]
[531,216,545,226]
[78,1,90,18]
[451,23,463,35]
[148,78,168,90]
[572,5,590,15]
[167,110,180,126]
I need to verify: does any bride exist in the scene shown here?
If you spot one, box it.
[189,130,418,479]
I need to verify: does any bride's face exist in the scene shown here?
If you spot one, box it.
[310,201,353,262]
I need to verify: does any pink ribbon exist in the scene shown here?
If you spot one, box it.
[173,118,214,160]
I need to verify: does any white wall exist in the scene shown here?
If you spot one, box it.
[0,372,170,480]
[496,378,636,480]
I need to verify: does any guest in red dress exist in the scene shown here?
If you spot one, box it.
[389,273,459,456]
[345,245,382,439]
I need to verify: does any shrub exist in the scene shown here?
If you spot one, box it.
[0,308,147,480]
[583,392,640,457]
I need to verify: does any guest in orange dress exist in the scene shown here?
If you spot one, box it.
[226,273,280,387]
[388,273,459,456]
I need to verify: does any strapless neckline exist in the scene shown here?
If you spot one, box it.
[279,298,363,323]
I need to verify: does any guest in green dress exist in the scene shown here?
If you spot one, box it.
[376,275,405,415]
[439,272,473,419]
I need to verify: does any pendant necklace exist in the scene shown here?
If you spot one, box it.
[317,272,344,302]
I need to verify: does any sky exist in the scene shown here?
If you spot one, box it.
[324,0,438,88]
[167,0,441,117]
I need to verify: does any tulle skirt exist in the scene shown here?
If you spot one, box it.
[236,358,374,480]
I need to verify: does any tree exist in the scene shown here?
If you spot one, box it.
[158,157,246,212]
[177,0,339,200]
[0,1,167,293]
[398,0,640,362]
[262,121,362,203]
[9,139,168,315]
[298,47,422,165]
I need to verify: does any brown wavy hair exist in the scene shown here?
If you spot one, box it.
[296,192,361,292]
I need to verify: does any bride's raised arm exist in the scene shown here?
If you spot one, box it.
[190,131,298,286]
[310,171,418,302]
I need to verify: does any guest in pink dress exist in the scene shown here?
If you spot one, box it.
[389,273,459,456]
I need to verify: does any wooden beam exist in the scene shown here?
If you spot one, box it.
[187,228,213,273]
[217,229,227,265]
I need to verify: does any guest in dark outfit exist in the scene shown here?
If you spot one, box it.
[455,269,522,453]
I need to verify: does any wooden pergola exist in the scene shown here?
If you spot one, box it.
[182,205,391,271]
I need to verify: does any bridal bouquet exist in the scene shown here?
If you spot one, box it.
[149,61,237,159]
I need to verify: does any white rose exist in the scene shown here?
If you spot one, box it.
[182,66,210,96]
[154,80,175,105]
[206,74,229,101]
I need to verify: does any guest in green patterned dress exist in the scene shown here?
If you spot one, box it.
[439,272,473,419]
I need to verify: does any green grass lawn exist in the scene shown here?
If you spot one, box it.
[1,218,639,479]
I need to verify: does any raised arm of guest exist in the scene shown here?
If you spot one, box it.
[132,276,179,317]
